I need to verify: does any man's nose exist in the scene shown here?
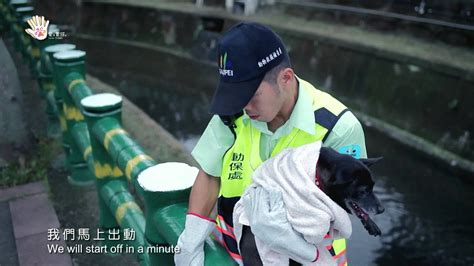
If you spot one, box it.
[244,102,253,113]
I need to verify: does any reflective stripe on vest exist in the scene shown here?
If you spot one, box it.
[217,78,349,264]
[333,238,348,266]
[324,234,348,265]
[214,215,243,265]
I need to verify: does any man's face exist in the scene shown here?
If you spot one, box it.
[244,80,285,122]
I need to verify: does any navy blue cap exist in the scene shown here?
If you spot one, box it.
[209,22,289,115]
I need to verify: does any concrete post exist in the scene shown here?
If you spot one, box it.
[43,44,76,136]
[138,163,237,265]
[7,0,30,43]
[13,6,33,57]
[52,49,94,185]
[81,93,151,264]
[0,0,8,32]
[81,93,127,229]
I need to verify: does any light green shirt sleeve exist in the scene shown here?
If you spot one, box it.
[191,115,234,177]
[323,111,368,159]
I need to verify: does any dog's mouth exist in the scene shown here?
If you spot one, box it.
[347,201,382,237]
[349,201,369,221]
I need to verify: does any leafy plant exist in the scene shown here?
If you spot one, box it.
[0,138,60,188]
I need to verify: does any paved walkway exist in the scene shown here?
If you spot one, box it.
[0,35,71,266]
[0,38,30,164]
[0,181,72,266]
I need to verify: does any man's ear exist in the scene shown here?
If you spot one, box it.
[359,157,383,167]
[278,67,294,86]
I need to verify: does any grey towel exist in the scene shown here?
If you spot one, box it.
[233,141,352,265]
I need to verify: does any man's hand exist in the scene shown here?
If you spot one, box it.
[175,214,216,266]
[242,187,319,263]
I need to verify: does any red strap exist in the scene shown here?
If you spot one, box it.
[187,212,216,224]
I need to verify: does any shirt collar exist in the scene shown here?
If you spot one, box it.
[242,76,316,136]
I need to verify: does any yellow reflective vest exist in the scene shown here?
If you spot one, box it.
[217,79,349,266]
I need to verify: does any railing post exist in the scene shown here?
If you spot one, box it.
[42,44,76,136]
[81,93,127,229]
[0,0,9,33]
[13,6,33,59]
[137,164,237,265]
[82,93,154,265]
[22,16,41,77]
[7,0,30,49]
[37,26,61,95]
[52,49,94,185]
[138,163,195,265]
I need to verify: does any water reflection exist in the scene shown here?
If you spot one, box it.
[89,67,474,266]
[365,126,474,266]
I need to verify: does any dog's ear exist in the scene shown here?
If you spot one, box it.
[359,157,383,167]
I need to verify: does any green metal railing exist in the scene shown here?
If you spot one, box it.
[1,2,236,265]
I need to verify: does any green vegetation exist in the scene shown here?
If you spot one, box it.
[0,137,60,188]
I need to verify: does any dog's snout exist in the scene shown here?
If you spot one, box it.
[376,205,385,214]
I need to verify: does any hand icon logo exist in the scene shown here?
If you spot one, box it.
[25,15,49,40]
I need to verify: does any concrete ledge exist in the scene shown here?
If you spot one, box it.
[355,111,474,177]
[0,202,18,266]
[16,232,72,266]
[1,182,73,266]
[0,181,45,202]
[10,193,60,239]
[82,0,474,81]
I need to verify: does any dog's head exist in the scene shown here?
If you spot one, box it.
[318,148,384,236]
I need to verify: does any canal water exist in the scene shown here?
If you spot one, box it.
[87,64,474,266]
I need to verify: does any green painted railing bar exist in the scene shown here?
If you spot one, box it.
[70,122,95,173]
[64,72,93,113]
[1,5,237,265]
[88,117,157,184]
[100,179,150,265]
[153,204,237,265]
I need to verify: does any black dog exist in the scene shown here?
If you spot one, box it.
[240,146,384,265]
[316,147,384,236]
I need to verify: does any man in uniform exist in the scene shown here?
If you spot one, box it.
[175,22,367,266]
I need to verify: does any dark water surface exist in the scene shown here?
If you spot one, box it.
[88,66,474,266]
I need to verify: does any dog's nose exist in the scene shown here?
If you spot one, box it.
[377,205,385,214]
